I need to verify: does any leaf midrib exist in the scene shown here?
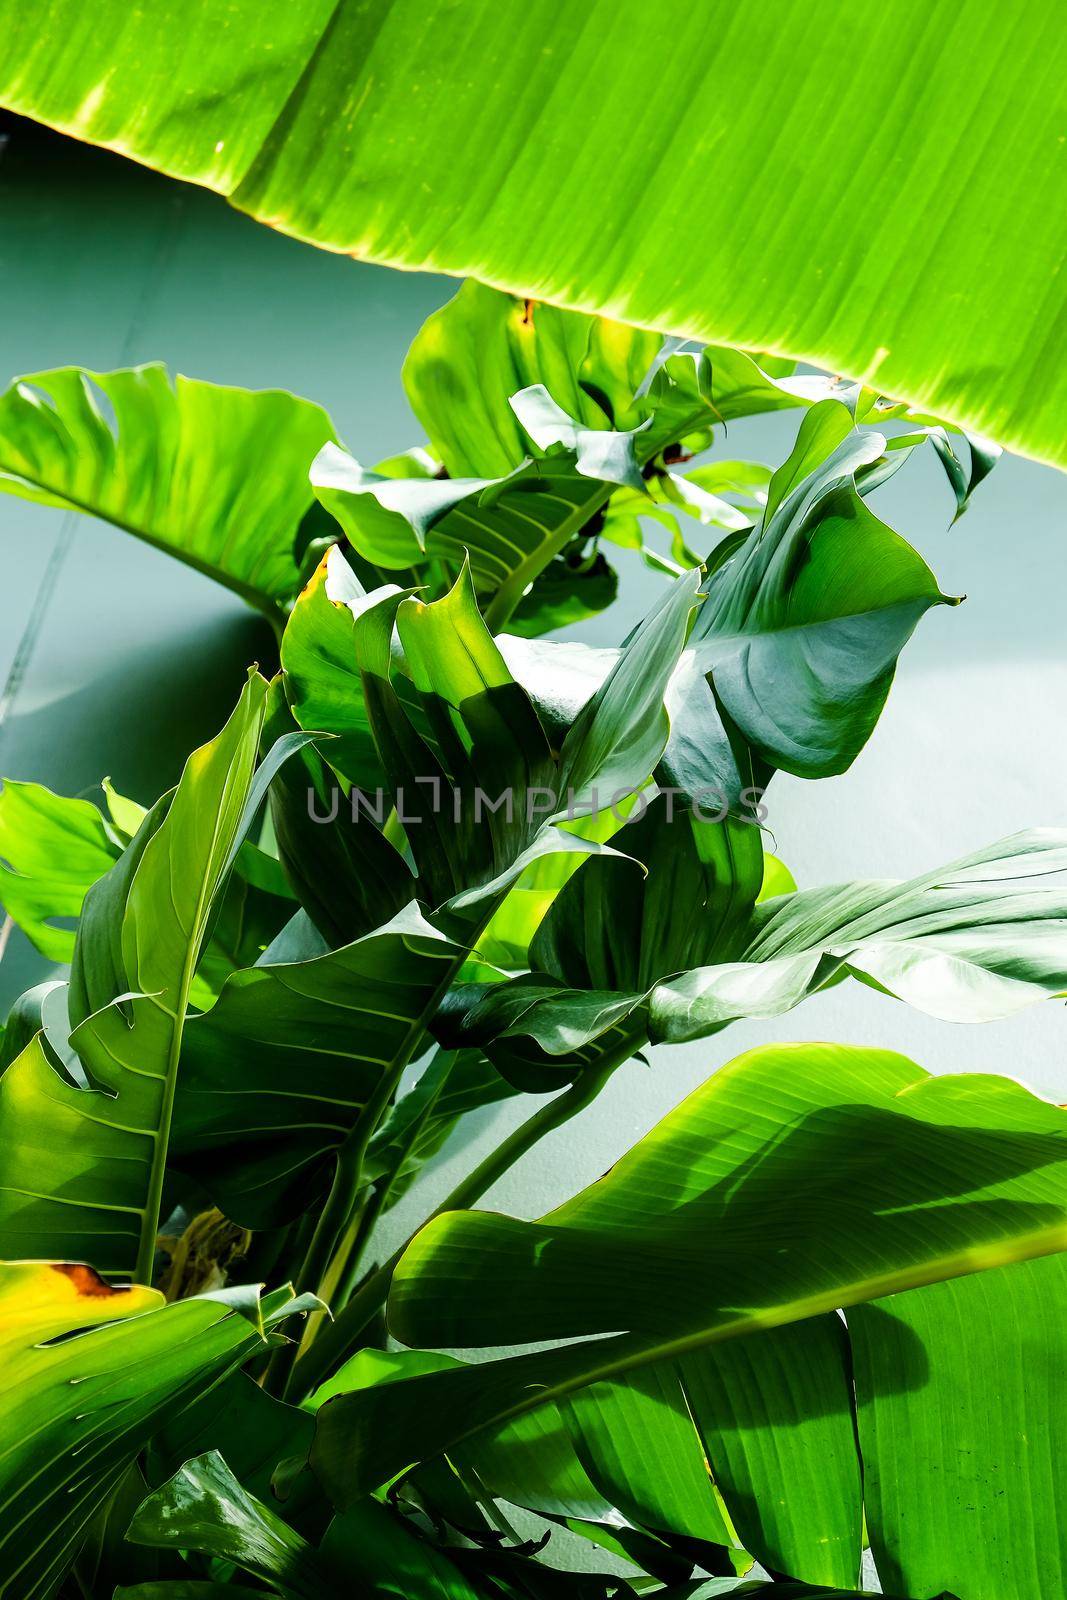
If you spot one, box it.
[396,1215,1067,1465]
[135,788,233,1281]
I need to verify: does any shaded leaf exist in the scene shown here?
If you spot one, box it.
[689,401,955,777]
[0,677,307,1276]
[129,1450,483,1600]
[313,1043,1067,1517]
[173,903,468,1228]
[852,1255,1067,1600]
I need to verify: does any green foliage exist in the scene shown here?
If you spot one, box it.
[1,274,1062,1600]
[442,826,1067,1082]
[0,3,1063,469]
[317,1044,1067,1591]
[0,675,309,1278]
[0,778,121,961]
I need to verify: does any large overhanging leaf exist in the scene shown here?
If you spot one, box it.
[0,4,1062,467]
[0,675,307,1279]
[0,364,335,620]
[0,1260,315,1600]
[385,1042,1067,1354]
[309,1042,1067,1593]
[440,1261,1067,1596]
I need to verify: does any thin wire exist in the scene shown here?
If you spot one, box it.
[0,141,188,986]
[0,159,189,761]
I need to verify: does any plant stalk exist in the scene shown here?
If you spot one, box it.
[287,1028,641,1401]
[331,1177,389,1311]
[263,928,493,1396]
[262,1056,408,1395]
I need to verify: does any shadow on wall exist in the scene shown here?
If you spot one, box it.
[0,608,274,1010]
[0,609,275,803]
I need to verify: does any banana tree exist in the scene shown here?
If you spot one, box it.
[1,287,1064,1600]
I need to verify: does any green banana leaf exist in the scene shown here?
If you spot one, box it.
[311,1042,1067,1502]
[850,1256,1067,1599]
[315,340,748,633]
[2,567,702,1257]
[662,1589,901,1600]
[531,804,764,992]
[0,3,1059,466]
[370,284,984,635]
[0,364,334,620]
[0,675,308,1278]
[311,1045,1067,1592]
[0,1260,315,1600]
[338,1347,752,1581]
[126,1451,334,1598]
[264,672,417,947]
[456,1322,857,1586]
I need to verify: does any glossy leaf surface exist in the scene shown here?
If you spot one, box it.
[0,677,302,1277]
[0,5,1062,466]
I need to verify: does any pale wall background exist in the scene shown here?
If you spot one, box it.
[2,118,1066,1253]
